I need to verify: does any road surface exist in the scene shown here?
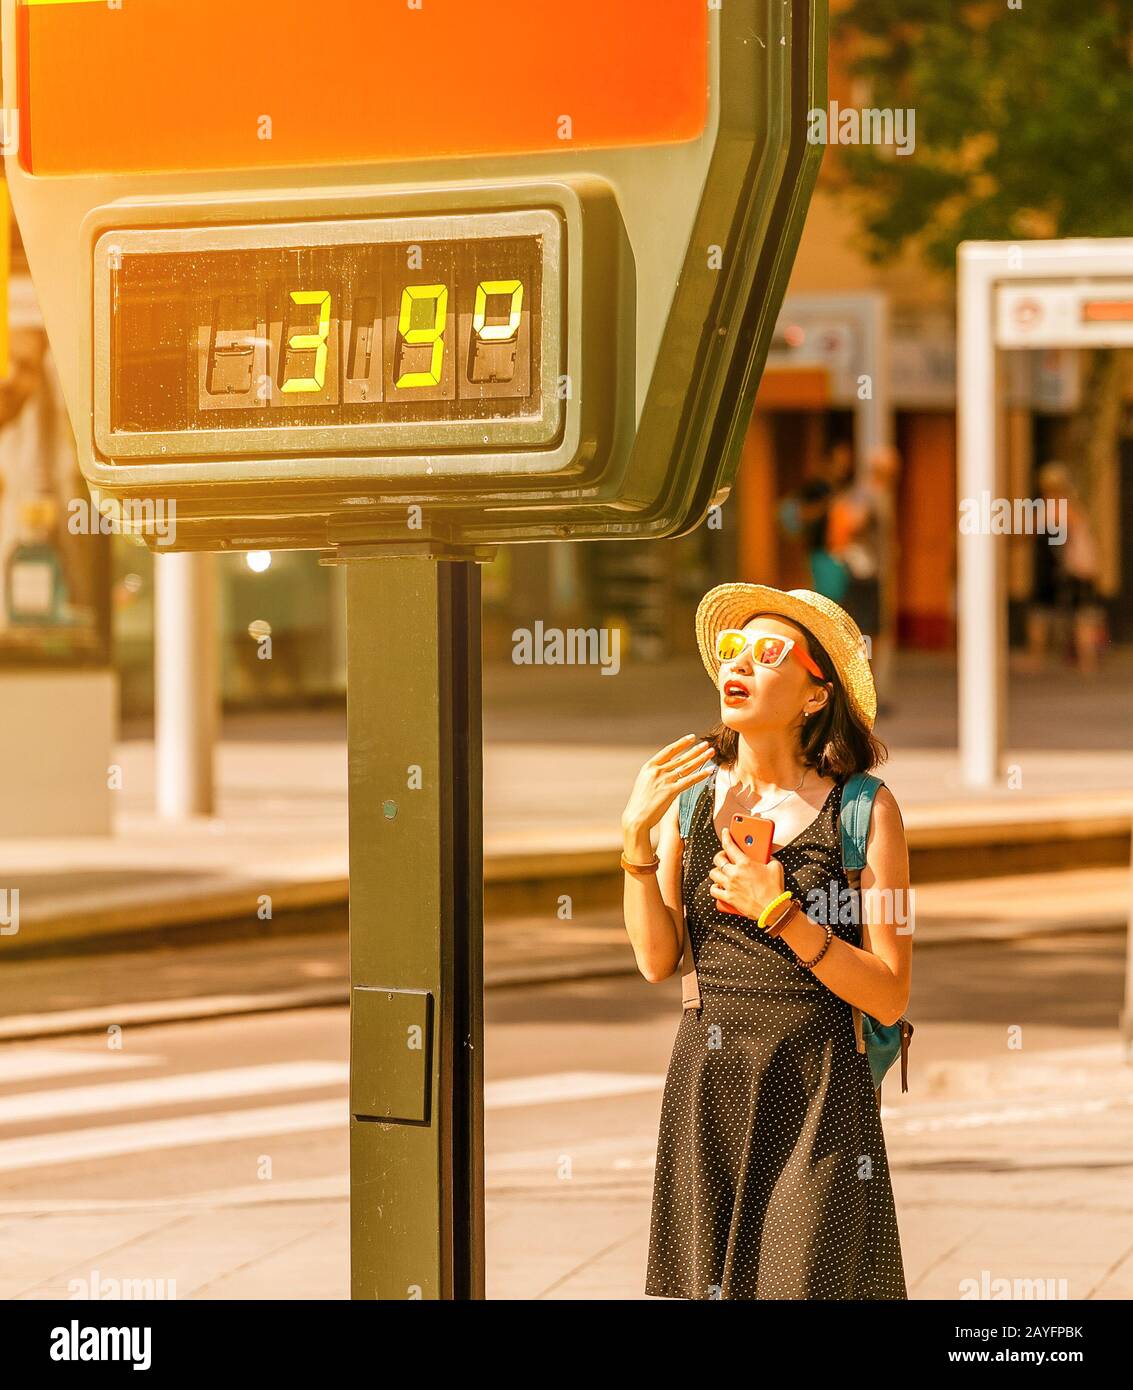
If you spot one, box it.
[0,930,1130,1299]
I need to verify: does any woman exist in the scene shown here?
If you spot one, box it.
[620,583,911,1300]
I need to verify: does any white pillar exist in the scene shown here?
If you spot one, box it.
[329,558,348,694]
[855,292,893,465]
[855,295,897,703]
[957,247,1003,789]
[155,551,217,818]
[1124,833,1133,1061]
[549,541,581,615]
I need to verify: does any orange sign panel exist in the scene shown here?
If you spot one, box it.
[1081,299,1133,323]
[17,0,708,175]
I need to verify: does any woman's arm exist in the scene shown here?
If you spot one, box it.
[623,798,686,983]
[777,786,912,1025]
[708,785,912,1025]
[620,734,714,983]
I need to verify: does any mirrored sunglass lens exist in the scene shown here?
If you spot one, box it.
[754,638,786,665]
[717,631,747,660]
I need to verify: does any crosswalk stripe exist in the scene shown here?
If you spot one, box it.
[0,1061,347,1126]
[0,1099,345,1173]
[0,1174,348,1216]
[886,1092,1132,1135]
[484,1072,665,1108]
[488,1133,657,1173]
[16,1056,1112,1170]
[0,1070,664,1171]
[0,1047,163,1085]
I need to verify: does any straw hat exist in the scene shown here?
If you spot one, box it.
[694,583,877,730]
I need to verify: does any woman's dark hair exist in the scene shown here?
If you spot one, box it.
[701,611,887,781]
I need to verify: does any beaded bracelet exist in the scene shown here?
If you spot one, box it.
[798,922,834,970]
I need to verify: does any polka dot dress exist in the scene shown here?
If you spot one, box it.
[644,776,907,1300]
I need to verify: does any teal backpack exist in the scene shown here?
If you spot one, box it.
[676,767,913,1098]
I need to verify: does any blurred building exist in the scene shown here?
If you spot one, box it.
[4,0,1131,724]
[569,4,1133,659]
[0,263,115,831]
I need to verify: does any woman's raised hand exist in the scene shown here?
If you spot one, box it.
[622,734,716,838]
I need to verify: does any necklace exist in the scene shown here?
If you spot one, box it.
[728,764,807,816]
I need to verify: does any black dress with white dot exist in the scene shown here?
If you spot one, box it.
[644,778,907,1300]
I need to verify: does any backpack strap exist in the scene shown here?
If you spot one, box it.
[676,767,716,1011]
[678,768,716,840]
[839,772,884,1058]
[839,771,884,873]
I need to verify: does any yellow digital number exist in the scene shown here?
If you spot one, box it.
[280,289,331,393]
[473,279,523,341]
[396,284,448,388]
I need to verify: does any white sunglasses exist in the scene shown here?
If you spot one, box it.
[715,628,824,679]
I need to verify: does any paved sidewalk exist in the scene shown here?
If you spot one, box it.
[3,1024,1128,1299]
[1,652,1130,955]
[483,1041,1133,1300]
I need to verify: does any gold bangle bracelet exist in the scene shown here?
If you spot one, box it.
[620,852,660,876]
[763,898,801,938]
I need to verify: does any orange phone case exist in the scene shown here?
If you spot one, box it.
[718,814,774,915]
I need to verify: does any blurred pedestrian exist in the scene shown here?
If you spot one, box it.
[827,444,900,707]
[777,441,853,601]
[1026,462,1103,674]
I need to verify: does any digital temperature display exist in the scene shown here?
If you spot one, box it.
[95,210,563,460]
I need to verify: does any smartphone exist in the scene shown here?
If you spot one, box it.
[717,814,774,915]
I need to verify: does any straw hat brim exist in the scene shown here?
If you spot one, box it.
[694,583,877,730]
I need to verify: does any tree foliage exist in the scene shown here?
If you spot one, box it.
[833,0,1133,269]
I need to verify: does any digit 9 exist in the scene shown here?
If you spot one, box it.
[394,278,523,390]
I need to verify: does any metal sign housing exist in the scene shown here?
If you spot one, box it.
[3,0,827,551]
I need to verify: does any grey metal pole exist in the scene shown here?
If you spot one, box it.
[344,546,485,1300]
[154,551,218,818]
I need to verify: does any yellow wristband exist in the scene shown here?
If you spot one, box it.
[757,890,794,931]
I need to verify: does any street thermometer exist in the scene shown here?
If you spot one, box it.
[2,0,828,1298]
[5,0,825,549]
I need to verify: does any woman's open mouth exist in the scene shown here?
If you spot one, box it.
[722,679,750,706]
